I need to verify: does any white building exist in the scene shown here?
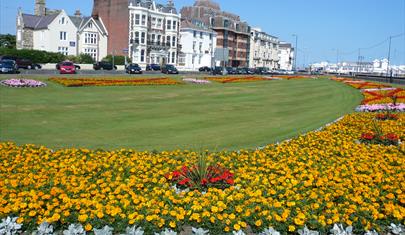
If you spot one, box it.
[249,27,279,69]
[278,42,294,70]
[16,2,108,61]
[128,0,180,68]
[178,20,217,71]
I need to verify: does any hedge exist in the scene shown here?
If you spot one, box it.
[0,48,65,63]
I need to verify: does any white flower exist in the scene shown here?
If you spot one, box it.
[0,217,22,235]
[36,222,54,235]
[298,226,319,235]
[330,224,353,235]
[155,228,177,235]
[388,223,404,235]
[121,226,145,235]
[233,230,246,235]
[62,224,86,235]
[259,227,281,235]
[94,225,114,235]
[364,230,378,235]
[192,227,210,235]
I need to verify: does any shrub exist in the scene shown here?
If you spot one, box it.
[0,48,65,63]
[102,55,130,65]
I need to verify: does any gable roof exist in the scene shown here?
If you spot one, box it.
[22,13,59,30]
[69,16,108,35]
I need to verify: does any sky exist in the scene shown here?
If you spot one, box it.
[1,0,405,66]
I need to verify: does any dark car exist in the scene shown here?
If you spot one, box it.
[0,60,19,74]
[146,64,161,71]
[0,56,41,70]
[198,66,211,72]
[161,64,179,74]
[226,67,237,75]
[255,67,270,75]
[56,62,80,70]
[211,66,228,75]
[126,63,142,74]
[236,67,248,74]
[93,61,117,70]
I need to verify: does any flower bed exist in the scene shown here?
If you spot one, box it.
[49,77,181,87]
[356,104,405,112]
[0,113,403,234]
[0,79,47,88]
[182,78,211,84]
[205,76,270,83]
[343,80,390,90]
[362,88,405,105]
[272,75,316,80]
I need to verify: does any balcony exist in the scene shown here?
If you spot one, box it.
[147,41,171,50]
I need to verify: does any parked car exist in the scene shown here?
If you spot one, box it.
[226,67,237,75]
[236,67,250,74]
[255,67,270,75]
[198,66,211,72]
[0,56,41,70]
[56,62,80,70]
[59,61,76,74]
[0,60,19,74]
[146,64,161,71]
[93,61,117,70]
[211,66,228,75]
[161,64,179,74]
[126,63,143,74]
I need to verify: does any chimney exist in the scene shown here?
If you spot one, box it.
[74,9,82,17]
[35,0,46,16]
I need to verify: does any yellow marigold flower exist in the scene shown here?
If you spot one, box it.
[288,225,296,232]
[85,224,92,231]
[233,224,241,231]
[78,214,88,222]
[386,193,395,199]
[97,211,104,219]
[211,206,218,213]
[16,217,24,224]
[255,220,262,227]
[29,211,37,217]
[146,215,154,222]
[169,221,176,228]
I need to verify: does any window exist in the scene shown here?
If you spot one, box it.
[151,34,155,43]
[135,32,140,43]
[157,35,161,45]
[141,32,146,44]
[172,36,176,47]
[173,20,177,30]
[193,31,196,38]
[198,55,202,64]
[193,41,196,51]
[131,14,134,28]
[141,15,146,25]
[209,33,213,40]
[157,18,162,28]
[60,17,65,24]
[167,20,171,30]
[166,36,170,46]
[172,52,175,64]
[85,33,97,44]
[140,49,145,62]
[88,22,93,29]
[199,42,202,52]
[152,17,156,27]
[200,32,203,39]
[84,48,97,60]
[58,47,68,55]
[135,14,140,25]
[60,31,67,41]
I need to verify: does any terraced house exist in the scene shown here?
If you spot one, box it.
[16,0,108,61]
[181,0,251,67]
[249,27,279,70]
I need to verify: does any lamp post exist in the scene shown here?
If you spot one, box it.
[292,34,298,71]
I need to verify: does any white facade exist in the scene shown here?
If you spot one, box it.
[77,18,108,61]
[178,22,217,71]
[17,9,108,61]
[249,27,279,69]
[128,1,180,68]
[27,11,78,55]
[278,42,294,70]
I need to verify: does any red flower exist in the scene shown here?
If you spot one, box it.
[385,133,399,141]
[178,178,190,186]
[172,171,181,178]
[201,178,208,185]
[361,132,375,140]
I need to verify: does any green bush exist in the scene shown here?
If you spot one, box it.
[77,53,94,64]
[0,48,65,63]
[102,55,130,65]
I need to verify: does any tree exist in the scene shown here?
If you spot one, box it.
[0,34,16,49]
[102,55,130,65]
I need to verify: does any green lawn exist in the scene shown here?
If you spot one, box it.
[0,77,362,151]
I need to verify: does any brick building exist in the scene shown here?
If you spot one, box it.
[92,0,130,56]
[180,0,250,67]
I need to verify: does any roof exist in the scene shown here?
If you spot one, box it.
[180,20,216,33]
[22,13,59,30]
[129,0,178,14]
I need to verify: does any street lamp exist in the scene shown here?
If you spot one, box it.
[292,34,298,71]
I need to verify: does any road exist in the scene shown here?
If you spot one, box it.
[7,69,205,76]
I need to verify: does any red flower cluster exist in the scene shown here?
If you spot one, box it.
[375,113,399,121]
[166,165,234,191]
[360,132,399,146]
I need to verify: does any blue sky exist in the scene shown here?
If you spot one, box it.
[1,0,405,66]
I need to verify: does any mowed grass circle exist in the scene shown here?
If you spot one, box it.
[0,77,362,151]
